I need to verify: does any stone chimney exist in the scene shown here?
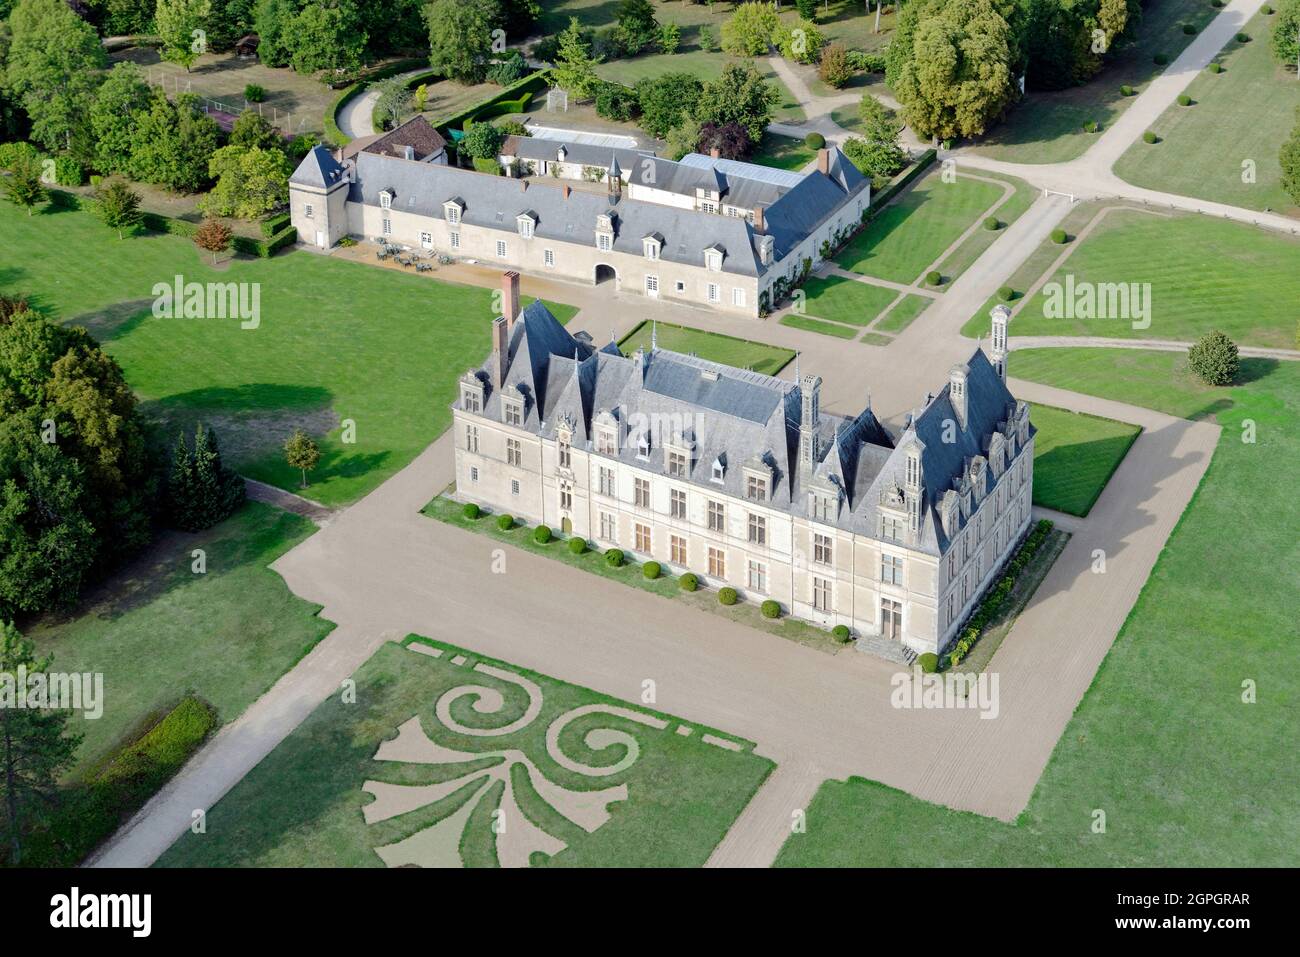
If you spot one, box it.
[990,304,1010,383]
[491,316,509,391]
[949,363,969,430]
[752,204,765,233]
[799,374,822,484]
[502,271,521,330]
[710,147,720,159]
[816,149,831,175]
[632,346,646,390]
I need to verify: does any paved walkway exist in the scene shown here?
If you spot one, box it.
[705,757,825,868]
[335,69,428,141]
[244,479,335,525]
[1008,335,1300,360]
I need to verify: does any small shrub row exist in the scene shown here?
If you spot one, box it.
[945,520,1053,669]
[260,212,291,237]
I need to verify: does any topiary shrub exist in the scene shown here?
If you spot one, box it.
[568,536,587,555]
[1154,53,1169,65]
[1177,93,1193,106]
[462,502,481,520]
[1235,32,1250,43]
[1207,62,1223,74]
[497,514,514,530]
[533,525,552,544]
[761,599,781,619]
[984,216,1001,230]
[804,131,825,150]
[1262,4,1274,12]
[1187,330,1239,385]
[718,586,738,606]
[1082,119,1098,133]
[917,652,939,673]
[926,270,942,285]
[1120,84,1135,96]
[998,285,1015,301]
[679,572,698,591]
[1182,23,1197,35]
[643,560,661,580]
[604,548,624,568]
[831,624,852,643]
[1143,130,1159,144]
[1050,228,1068,244]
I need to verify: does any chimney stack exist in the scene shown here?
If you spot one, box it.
[710,147,720,160]
[949,364,969,430]
[562,184,571,200]
[816,148,830,175]
[502,271,521,330]
[989,304,1010,383]
[752,204,765,233]
[491,316,509,391]
[403,145,415,161]
[799,374,822,484]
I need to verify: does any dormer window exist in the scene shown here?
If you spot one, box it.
[711,458,725,483]
[379,190,393,209]
[597,233,611,251]
[746,474,767,502]
[905,451,920,489]
[596,427,616,455]
[705,248,723,272]
[503,397,523,427]
[444,201,462,224]
[460,380,483,414]
[637,431,651,459]
[643,237,660,260]
[810,493,832,522]
[667,449,687,478]
[517,214,534,239]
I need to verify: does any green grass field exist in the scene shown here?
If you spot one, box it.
[0,201,576,505]
[1005,210,1300,347]
[969,0,1218,164]
[779,313,859,338]
[1029,405,1141,516]
[159,636,773,867]
[750,132,817,172]
[618,320,795,374]
[837,173,1006,284]
[931,174,1035,284]
[27,502,330,779]
[798,274,900,326]
[874,294,931,334]
[1113,11,1300,217]
[777,348,1299,866]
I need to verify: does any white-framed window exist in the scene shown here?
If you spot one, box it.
[506,438,522,467]
[544,248,555,268]
[667,450,686,477]
[670,488,687,518]
[810,493,831,521]
[496,240,507,258]
[637,432,650,459]
[445,203,461,224]
[881,554,904,586]
[707,283,720,303]
[732,287,746,307]
[470,466,478,482]
[813,533,833,566]
[598,466,615,496]
[643,239,659,260]
[596,428,616,455]
[634,477,650,508]
[461,387,481,413]
[381,218,392,235]
[708,547,726,579]
[748,560,766,593]
[671,535,687,565]
[419,231,432,249]
[812,575,833,612]
[635,523,651,553]
[746,474,766,502]
[464,425,478,452]
[747,513,766,546]
[711,460,725,483]
[701,201,717,214]
[707,500,725,532]
[600,511,616,541]
[511,479,520,496]
[449,231,460,249]
[881,515,903,542]
[881,599,902,640]
[597,233,611,251]
[559,482,572,511]
[504,400,522,427]
[518,218,533,239]
[705,250,722,271]
[645,274,659,295]
[558,437,571,469]
[379,192,392,209]
[675,280,686,294]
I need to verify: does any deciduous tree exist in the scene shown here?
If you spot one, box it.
[696,61,779,144]
[284,428,321,488]
[194,216,232,262]
[92,180,143,238]
[426,0,497,85]
[0,152,46,216]
[89,63,152,176]
[155,0,212,72]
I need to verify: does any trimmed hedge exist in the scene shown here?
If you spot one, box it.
[1177,94,1192,106]
[831,624,851,643]
[983,216,1001,230]
[804,131,825,150]
[232,227,298,258]
[434,69,551,138]
[261,212,291,237]
[19,697,216,866]
[917,652,939,673]
[462,502,480,519]
[865,149,937,219]
[1050,228,1068,244]
[718,586,738,606]
[944,520,1053,669]
[533,525,552,544]
[1082,119,1098,133]
[1143,131,1159,144]
[679,572,699,591]
[926,270,943,285]
[142,211,198,237]
[761,599,781,619]
[998,285,1015,301]
[1154,53,1169,65]
[1207,62,1223,74]
[497,513,514,530]
[643,560,661,580]
[604,547,624,567]
[567,536,587,555]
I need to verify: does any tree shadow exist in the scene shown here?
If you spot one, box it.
[1235,357,1278,386]
[70,299,156,342]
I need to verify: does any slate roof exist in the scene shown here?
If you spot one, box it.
[290,145,346,189]
[502,135,651,173]
[459,304,1032,556]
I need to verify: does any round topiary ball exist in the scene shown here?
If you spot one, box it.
[1050,228,1068,244]
[718,586,738,606]
[926,270,942,285]
[1120,84,1134,96]
[1154,53,1169,65]
[1182,23,1197,34]
[804,132,825,150]
[604,548,624,568]
[761,599,781,619]
[998,285,1015,301]
[1187,330,1239,386]
[679,572,699,592]
[1082,119,1098,133]
[533,525,552,544]
[496,514,514,531]
[917,652,939,673]
[1143,130,1158,144]
[1177,93,1192,106]
[643,560,660,580]
[984,216,1001,231]
[462,502,481,520]
[567,536,587,555]
[1236,32,1250,43]
[831,624,851,643]
[1207,62,1222,74]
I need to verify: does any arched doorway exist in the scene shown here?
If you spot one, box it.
[594,264,617,286]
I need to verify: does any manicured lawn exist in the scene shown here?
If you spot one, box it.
[0,201,576,505]
[26,502,330,779]
[779,313,859,338]
[777,349,1300,866]
[618,320,795,375]
[1114,10,1300,217]
[969,0,1218,164]
[159,635,774,867]
[874,294,931,334]
[1007,210,1300,347]
[799,275,899,326]
[836,173,1006,284]
[750,132,816,172]
[1029,405,1141,516]
[931,173,1036,284]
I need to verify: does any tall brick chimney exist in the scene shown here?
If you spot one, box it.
[491,316,509,391]
[816,148,830,175]
[502,270,521,330]
[752,204,765,233]
[710,147,720,159]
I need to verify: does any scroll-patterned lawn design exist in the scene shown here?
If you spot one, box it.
[159,638,772,867]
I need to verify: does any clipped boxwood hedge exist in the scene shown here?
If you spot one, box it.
[983,216,1001,230]
[604,547,624,567]
[832,624,851,643]
[567,536,587,554]
[926,270,942,285]
[533,525,552,544]
[1050,228,1068,244]
[462,502,480,519]
[496,513,514,530]
[261,212,291,237]
[917,652,939,673]
[761,599,781,619]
